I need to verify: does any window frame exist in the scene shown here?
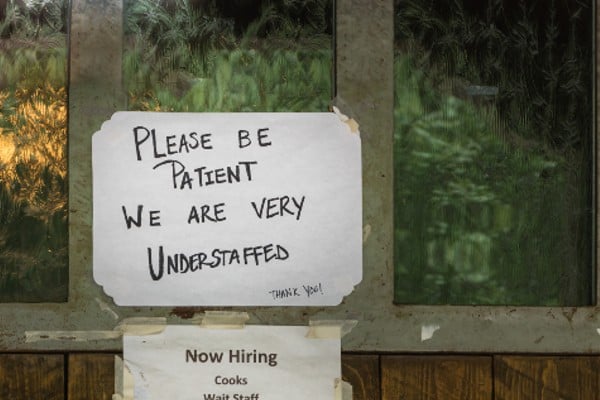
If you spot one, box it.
[0,0,598,354]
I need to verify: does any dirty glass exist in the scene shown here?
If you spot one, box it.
[123,0,333,112]
[394,0,594,305]
[0,0,68,302]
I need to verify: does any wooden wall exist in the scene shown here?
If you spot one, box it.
[1,353,599,399]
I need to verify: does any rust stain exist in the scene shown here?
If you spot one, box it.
[170,306,236,319]
[170,307,204,319]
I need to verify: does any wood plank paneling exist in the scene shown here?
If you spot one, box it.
[0,354,64,400]
[342,354,380,400]
[494,356,600,400]
[67,353,116,400]
[381,355,492,400]
[3,352,600,399]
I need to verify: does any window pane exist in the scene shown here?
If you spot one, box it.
[0,0,68,302]
[394,0,593,305]
[123,0,333,112]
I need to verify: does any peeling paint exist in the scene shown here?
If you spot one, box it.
[421,324,440,342]
[170,307,203,320]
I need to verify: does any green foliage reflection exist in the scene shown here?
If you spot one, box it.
[123,0,332,112]
[394,1,592,305]
[0,0,68,302]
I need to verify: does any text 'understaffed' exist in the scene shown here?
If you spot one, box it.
[121,124,314,289]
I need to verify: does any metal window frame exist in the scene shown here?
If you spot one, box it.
[0,0,598,353]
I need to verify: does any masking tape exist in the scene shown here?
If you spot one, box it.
[116,317,167,336]
[113,356,124,400]
[335,378,353,400]
[96,297,120,320]
[113,355,136,400]
[306,320,358,339]
[200,311,250,329]
[123,360,136,400]
[332,106,360,134]
[363,224,372,243]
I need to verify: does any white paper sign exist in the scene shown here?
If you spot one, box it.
[123,325,341,400]
[93,112,362,306]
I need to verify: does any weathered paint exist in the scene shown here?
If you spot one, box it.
[0,0,599,353]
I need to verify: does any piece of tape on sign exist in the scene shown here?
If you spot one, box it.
[332,106,360,134]
[115,317,167,336]
[306,319,358,339]
[335,378,353,400]
[112,356,124,400]
[113,356,135,400]
[199,311,250,329]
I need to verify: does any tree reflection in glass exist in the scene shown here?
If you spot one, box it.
[0,0,68,302]
[394,0,593,305]
[123,0,333,112]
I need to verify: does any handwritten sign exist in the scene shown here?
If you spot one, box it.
[93,112,362,305]
[123,325,341,400]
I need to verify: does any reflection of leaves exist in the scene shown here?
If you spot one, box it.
[0,0,66,41]
[395,0,592,152]
[394,52,571,305]
[0,1,67,302]
[0,85,66,221]
[127,48,331,112]
[124,0,235,71]
[0,43,66,89]
[0,83,67,301]
[123,0,332,112]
